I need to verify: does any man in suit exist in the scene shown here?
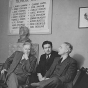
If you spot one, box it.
[31,42,77,88]
[1,42,37,88]
[37,41,58,81]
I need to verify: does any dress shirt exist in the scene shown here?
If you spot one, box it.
[46,54,51,59]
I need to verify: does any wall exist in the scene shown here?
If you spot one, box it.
[0,0,88,68]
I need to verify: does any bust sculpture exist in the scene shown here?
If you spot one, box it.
[17,26,31,43]
[9,26,38,59]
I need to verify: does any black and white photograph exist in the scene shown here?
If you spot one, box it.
[0,0,88,88]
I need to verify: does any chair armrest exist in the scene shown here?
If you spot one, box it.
[73,69,81,85]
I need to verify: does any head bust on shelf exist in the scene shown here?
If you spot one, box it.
[18,26,31,43]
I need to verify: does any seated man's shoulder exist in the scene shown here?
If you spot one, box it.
[40,53,46,58]
[15,51,22,53]
[54,56,61,61]
[69,57,77,64]
[10,51,21,56]
[51,51,60,57]
[15,51,23,55]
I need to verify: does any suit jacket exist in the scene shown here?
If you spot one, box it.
[3,51,37,78]
[37,51,58,76]
[45,56,77,88]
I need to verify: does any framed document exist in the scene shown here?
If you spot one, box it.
[8,0,52,35]
[78,7,88,28]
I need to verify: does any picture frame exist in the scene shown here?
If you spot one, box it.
[8,0,52,35]
[78,7,88,28]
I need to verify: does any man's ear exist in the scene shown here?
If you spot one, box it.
[66,48,70,53]
[67,48,71,53]
[66,49,69,53]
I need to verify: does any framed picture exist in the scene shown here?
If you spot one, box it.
[78,7,88,28]
[8,0,52,35]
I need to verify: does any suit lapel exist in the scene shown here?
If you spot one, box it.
[50,57,62,76]
[58,57,70,76]
[45,57,60,77]
[28,55,33,66]
[7,51,23,77]
[44,54,47,63]
[15,52,23,64]
[15,52,24,67]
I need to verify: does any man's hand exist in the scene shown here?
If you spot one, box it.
[22,54,29,60]
[37,73,49,81]
[37,73,45,81]
[1,69,7,74]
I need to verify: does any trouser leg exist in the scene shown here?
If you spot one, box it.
[7,73,18,88]
[38,77,61,88]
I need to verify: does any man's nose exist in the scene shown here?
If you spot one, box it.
[47,48,49,50]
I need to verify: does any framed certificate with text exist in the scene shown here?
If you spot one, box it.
[8,0,52,35]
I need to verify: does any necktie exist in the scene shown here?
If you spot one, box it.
[46,55,49,63]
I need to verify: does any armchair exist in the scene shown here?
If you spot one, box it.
[0,43,39,88]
